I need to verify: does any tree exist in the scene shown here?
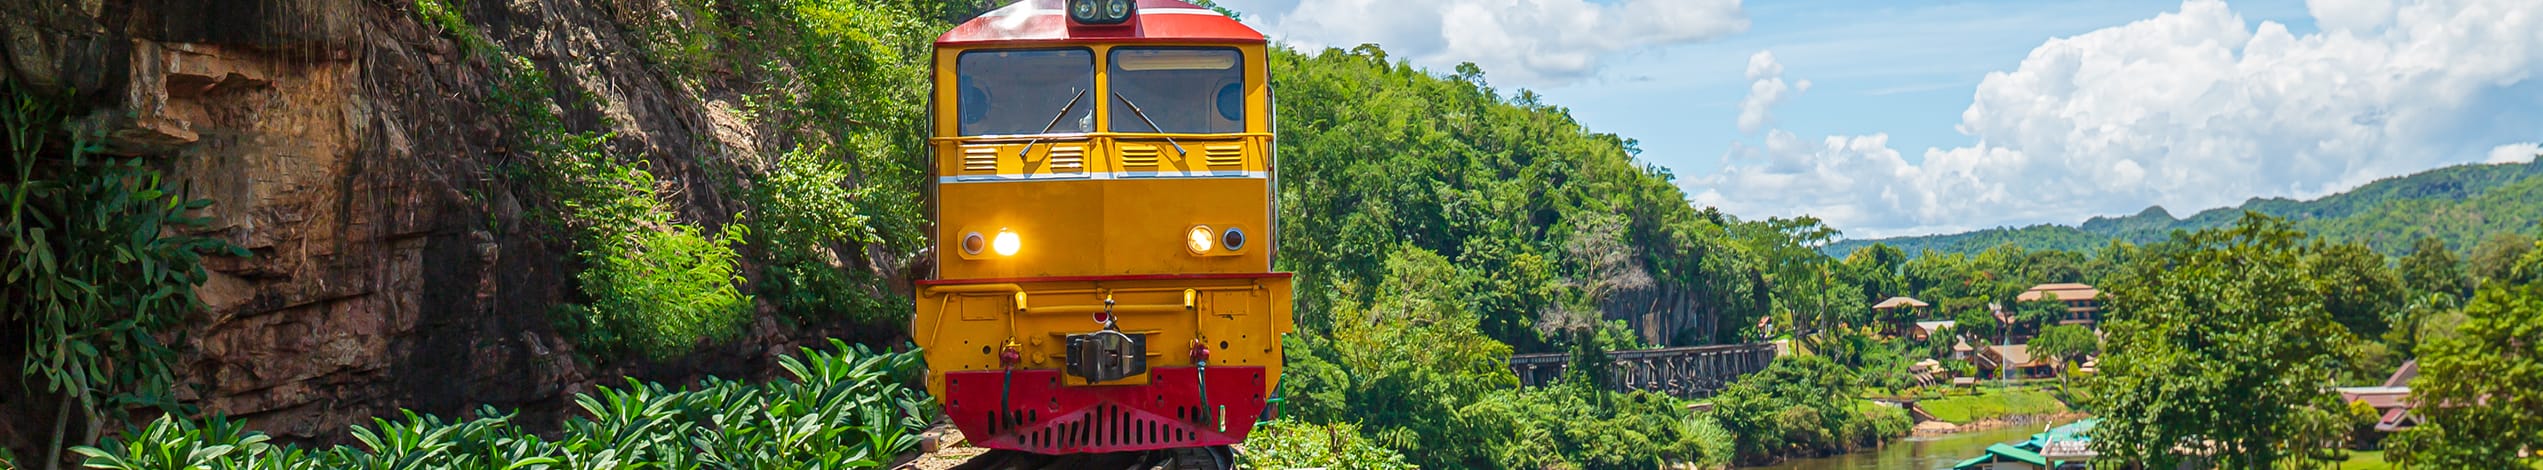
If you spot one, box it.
[2011,296,2065,337]
[2467,232,2535,285]
[1709,356,1876,463]
[2087,213,2356,468]
[1843,242,1908,309]
[2025,324,2097,385]
[1952,308,1999,343]
[2398,236,2469,299]
[2384,291,2457,359]
[2388,280,2543,467]
[2303,241,2405,338]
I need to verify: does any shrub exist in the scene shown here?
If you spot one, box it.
[548,133,753,359]
[73,341,931,469]
[752,144,905,326]
[1242,420,1414,470]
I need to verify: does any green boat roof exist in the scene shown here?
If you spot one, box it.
[1952,443,2051,469]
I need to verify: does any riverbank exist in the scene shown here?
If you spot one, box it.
[1742,416,2085,469]
[1910,412,2093,436]
[1914,388,2070,423]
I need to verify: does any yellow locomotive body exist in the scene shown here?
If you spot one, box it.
[912,0,1289,454]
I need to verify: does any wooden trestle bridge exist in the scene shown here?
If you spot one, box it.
[1507,342,1782,399]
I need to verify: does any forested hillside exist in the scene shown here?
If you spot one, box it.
[1258,45,1881,468]
[1830,159,2543,257]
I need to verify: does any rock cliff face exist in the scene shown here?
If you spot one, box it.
[1,0,872,449]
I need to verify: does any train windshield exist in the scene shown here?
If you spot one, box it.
[1107,48,1246,134]
[957,49,1095,136]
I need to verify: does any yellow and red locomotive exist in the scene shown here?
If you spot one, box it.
[911,0,1290,456]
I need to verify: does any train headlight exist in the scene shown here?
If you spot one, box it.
[1187,225,1215,255]
[1067,0,1134,25]
[961,231,986,256]
[993,228,1021,256]
[1070,0,1096,20]
[1222,227,1246,251]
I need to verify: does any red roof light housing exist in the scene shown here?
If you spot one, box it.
[1068,0,1136,25]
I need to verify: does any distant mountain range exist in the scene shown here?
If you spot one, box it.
[1826,159,2543,258]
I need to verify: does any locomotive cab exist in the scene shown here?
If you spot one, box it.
[913,0,1292,455]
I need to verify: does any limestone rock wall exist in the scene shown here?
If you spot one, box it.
[0,0,860,452]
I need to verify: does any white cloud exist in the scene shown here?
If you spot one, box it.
[1217,0,1747,87]
[2307,0,2397,32]
[1696,0,2543,238]
[2491,143,2541,164]
[1736,51,1810,134]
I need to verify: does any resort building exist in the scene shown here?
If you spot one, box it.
[2017,283,2107,326]
[2338,359,2428,437]
[1977,345,2055,380]
[1874,296,1931,337]
[1909,320,1957,341]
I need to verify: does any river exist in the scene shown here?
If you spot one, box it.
[1741,418,2078,470]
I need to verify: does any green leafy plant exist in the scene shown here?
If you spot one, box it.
[1240,420,1414,470]
[5,79,240,467]
[544,132,753,360]
[71,341,932,469]
[750,144,905,326]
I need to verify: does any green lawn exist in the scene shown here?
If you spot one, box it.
[2327,450,2396,470]
[1916,388,2069,424]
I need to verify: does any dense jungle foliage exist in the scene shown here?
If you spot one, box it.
[2079,213,2543,468]
[1830,159,2543,259]
[1254,42,1890,468]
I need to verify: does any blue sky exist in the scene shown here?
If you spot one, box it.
[1541,0,2318,175]
[1214,0,2543,238]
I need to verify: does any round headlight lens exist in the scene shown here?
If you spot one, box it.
[1105,0,1131,19]
[1071,0,1096,20]
[962,231,986,255]
[993,229,1021,256]
[1187,225,1215,254]
[1222,227,1246,251]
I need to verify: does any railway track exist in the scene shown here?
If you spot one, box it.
[948,446,1237,470]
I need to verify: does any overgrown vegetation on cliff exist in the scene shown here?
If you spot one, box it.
[70,341,932,469]
[414,0,980,359]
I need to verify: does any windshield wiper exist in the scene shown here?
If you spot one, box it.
[1112,93,1186,156]
[1017,88,1090,159]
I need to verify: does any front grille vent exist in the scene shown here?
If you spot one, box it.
[962,146,998,172]
[1202,144,1244,167]
[1048,145,1086,172]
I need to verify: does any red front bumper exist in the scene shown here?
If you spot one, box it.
[942,366,1269,453]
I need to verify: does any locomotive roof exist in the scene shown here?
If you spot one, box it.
[937,0,1266,46]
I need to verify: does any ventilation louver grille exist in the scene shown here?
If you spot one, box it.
[1201,144,1243,167]
[963,146,998,172]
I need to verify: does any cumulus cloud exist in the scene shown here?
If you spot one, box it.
[1736,51,1811,134]
[1218,0,1747,86]
[1696,0,2543,238]
[2492,143,2542,164]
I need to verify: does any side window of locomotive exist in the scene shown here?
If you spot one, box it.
[1107,48,1246,134]
[957,49,1095,136]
